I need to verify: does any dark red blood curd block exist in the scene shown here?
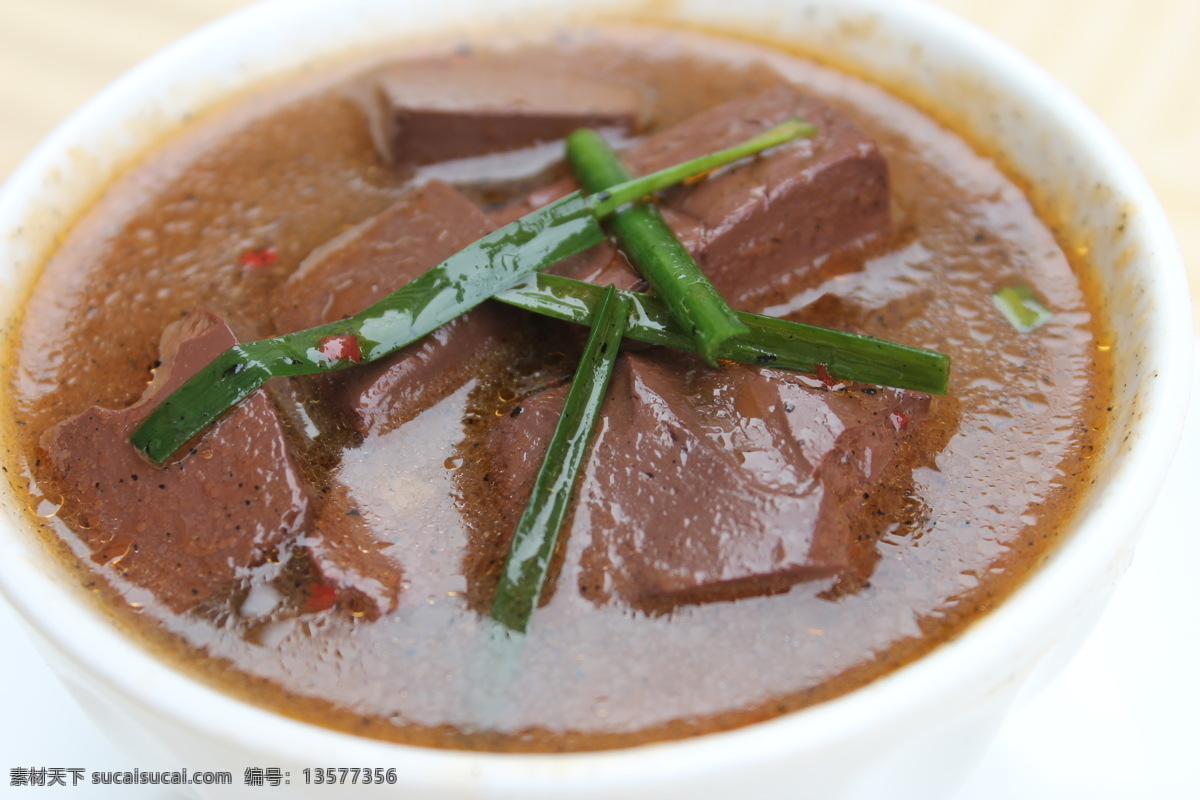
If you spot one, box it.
[494,86,891,308]
[375,57,641,165]
[273,180,494,333]
[485,352,929,610]
[273,180,515,436]
[339,309,512,437]
[301,482,403,619]
[41,309,313,613]
[651,88,891,303]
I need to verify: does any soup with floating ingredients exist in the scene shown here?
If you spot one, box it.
[2,26,1110,751]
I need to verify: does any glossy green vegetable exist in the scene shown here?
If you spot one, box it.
[131,121,811,464]
[495,273,950,395]
[993,283,1053,333]
[491,286,630,633]
[570,127,757,366]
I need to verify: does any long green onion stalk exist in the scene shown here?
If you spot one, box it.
[570,127,761,366]
[495,273,950,395]
[490,287,630,633]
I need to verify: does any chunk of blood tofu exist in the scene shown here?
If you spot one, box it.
[493,86,892,310]
[374,58,641,165]
[483,351,929,611]
[625,86,892,303]
[41,309,313,613]
[272,180,514,437]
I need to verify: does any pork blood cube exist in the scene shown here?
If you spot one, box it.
[273,180,496,333]
[375,58,642,165]
[644,88,891,305]
[337,308,513,437]
[41,309,313,613]
[495,86,891,308]
[273,180,515,436]
[483,351,929,610]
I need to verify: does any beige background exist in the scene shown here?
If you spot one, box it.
[2,0,1196,331]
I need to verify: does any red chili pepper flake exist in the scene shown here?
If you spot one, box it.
[304,583,337,613]
[318,334,362,364]
[816,363,836,387]
[239,246,278,269]
[890,410,910,431]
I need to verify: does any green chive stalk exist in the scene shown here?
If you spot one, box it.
[993,284,1053,333]
[490,286,630,633]
[495,273,950,396]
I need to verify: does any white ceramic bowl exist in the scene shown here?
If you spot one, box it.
[0,1,1191,798]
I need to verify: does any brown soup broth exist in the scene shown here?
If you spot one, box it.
[2,27,1110,751]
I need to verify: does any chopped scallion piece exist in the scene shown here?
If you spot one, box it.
[993,284,1053,333]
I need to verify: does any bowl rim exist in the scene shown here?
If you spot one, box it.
[0,0,1192,790]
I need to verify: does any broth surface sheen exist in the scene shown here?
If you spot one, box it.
[2,26,1110,751]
